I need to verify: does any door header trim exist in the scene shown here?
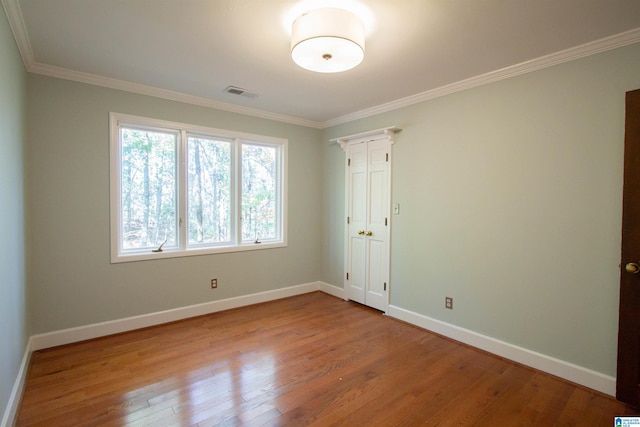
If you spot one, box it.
[331,126,401,153]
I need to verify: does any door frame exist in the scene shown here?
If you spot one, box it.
[333,126,400,312]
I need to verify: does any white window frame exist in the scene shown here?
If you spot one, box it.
[109,112,288,263]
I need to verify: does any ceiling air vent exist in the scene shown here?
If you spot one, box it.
[224,86,259,98]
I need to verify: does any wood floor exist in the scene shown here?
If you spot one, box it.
[16,292,638,426]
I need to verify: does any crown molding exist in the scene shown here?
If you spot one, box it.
[1,0,323,128]
[28,62,323,129]
[4,0,640,130]
[322,27,640,128]
[1,0,34,69]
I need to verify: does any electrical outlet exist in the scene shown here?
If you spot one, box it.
[211,278,217,289]
[445,297,453,310]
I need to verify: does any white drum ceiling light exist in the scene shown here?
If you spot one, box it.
[291,7,365,73]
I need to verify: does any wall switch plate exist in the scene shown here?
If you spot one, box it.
[393,203,400,215]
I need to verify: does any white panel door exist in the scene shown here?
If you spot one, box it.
[365,139,389,311]
[345,138,390,312]
[347,142,367,304]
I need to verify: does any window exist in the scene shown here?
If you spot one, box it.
[110,113,287,263]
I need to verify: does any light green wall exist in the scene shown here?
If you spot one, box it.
[322,42,640,377]
[26,75,322,333]
[0,4,27,417]
[320,132,346,288]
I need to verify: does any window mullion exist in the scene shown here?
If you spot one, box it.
[234,138,242,245]
[178,130,188,250]
[277,146,283,241]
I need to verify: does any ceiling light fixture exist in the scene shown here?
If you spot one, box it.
[291,7,365,73]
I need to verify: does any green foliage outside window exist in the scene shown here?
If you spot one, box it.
[121,128,177,249]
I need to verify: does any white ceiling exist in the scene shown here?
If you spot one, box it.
[5,0,640,127]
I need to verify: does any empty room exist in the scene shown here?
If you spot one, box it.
[2,0,640,425]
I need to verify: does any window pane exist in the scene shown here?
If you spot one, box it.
[242,143,277,241]
[120,127,177,250]
[187,137,231,245]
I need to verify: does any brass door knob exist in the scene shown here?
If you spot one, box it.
[365,231,373,236]
[625,262,640,274]
[358,230,365,235]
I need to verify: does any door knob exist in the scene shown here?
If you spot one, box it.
[625,262,640,274]
[358,230,365,235]
[365,231,373,236]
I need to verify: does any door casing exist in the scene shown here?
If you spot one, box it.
[337,128,398,312]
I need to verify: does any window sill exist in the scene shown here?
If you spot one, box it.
[111,241,287,264]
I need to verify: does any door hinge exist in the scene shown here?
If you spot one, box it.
[346,272,349,280]
[347,216,350,224]
[386,153,389,162]
[385,218,388,226]
[384,282,387,291]
[348,158,351,166]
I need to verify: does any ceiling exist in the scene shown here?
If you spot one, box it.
[5,0,640,127]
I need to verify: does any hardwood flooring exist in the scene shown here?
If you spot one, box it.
[16,292,638,426]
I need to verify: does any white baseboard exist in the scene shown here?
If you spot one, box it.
[30,281,322,351]
[1,340,32,427]
[4,283,616,427]
[318,281,346,299]
[4,281,333,426]
[387,304,616,396]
